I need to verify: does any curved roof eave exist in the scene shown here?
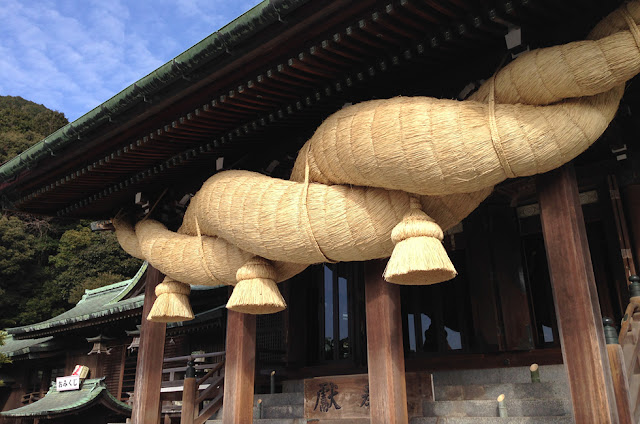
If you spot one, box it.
[0,0,309,184]
[6,262,148,338]
[0,378,131,418]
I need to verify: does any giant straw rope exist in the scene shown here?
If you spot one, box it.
[113,2,640,320]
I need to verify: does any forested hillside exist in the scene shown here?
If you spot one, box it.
[0,96,141,327]
[0,96,68,163]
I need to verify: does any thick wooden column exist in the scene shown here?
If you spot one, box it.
[222,309,256,424]
[131,266,166,424]
[365,259,408,424]
[537,165,618,423]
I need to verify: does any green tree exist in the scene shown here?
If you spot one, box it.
[0,95,142,326]
[18,224,141,324]
[0,96,67,163]
[0,215,56,327]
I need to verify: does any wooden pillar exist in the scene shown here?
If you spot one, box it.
[222,309,256,424]
[537,165,619,423]
[180,361,196,424]
[365,259,408,424]
[131,266,166,424]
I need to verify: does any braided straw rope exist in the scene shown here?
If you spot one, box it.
[114,2,640,317]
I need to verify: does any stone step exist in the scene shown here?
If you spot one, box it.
[411,417,573,424]
[433,365,567,386]
[259,404,304,419]
[206,420,306,424]
[435,382,567,401]
[423,398,569,417]
[207,417,573,424]
[254,392,304,407]
[209,393,304,420]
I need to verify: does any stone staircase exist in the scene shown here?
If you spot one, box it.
[206,392,305,424]
[412,364,574,424]
[205,365,572,423]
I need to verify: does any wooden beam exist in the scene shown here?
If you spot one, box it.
[222,309,256,424]
[131,266,167,424]
[537,165,619,423]
[365,259,408,424]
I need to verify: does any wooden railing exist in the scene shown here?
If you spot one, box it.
[607,276,640,424]
[21,390,46,405]
[160,351,225,424]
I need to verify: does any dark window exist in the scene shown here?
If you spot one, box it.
[321,263,353,361]
[521,233,560,348]
[401,249,471,355]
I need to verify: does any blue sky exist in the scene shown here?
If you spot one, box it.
[0,0,262,122]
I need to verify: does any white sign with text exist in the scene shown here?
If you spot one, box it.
[56,376,80,391]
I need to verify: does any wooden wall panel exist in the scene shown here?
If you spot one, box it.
[103,344,124,400]
[490,205,535,351]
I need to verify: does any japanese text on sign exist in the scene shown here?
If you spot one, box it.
[56,376,80,391]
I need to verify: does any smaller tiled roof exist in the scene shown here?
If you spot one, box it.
[0,334,55,358]
[0,378,131,418]
[167,304,225,332]
[7,263,148,338]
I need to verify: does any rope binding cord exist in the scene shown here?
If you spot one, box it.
[301,142,335,263]
[488,76,516,179]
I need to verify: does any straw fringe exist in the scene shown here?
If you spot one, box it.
[384,197,457,284]
[147,278,194,322]
[227,258,286,314]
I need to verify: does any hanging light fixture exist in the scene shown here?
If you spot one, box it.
[86,334,113,355]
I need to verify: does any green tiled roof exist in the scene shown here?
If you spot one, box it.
[0,334,55,358]
[7,263,148,338]
[0,378,131,418]
[167,304,225,330]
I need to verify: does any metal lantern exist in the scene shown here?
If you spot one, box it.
[86,334,113,355]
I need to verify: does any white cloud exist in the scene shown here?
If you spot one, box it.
[0,0,263,121]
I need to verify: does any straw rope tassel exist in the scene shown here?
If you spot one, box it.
[147,277,194,322]
[227,257,286,314]
[384,196,457,285]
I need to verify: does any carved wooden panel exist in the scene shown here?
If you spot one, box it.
[303,372,432,420]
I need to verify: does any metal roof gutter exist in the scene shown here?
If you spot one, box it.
[0,0,309,184]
